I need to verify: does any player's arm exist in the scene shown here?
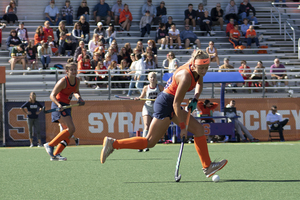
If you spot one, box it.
[194,76,203,99]
[50,78,66,108]
[135,85,147,100]
[73,78,85,105]
[158,84,164,92]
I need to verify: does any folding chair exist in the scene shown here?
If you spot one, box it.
[268,129,281,141]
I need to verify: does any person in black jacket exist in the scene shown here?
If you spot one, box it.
[77,0,90,22]
[6,29,21,57]
[184,4,196,31]
[154,1,167,24]
[200,11,215,36]
[211,3,224,31]
[78,15,90,44]
[238,0,258,25]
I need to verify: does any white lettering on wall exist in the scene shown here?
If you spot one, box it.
[104,112,117,133]
[88,113,103,133]
[291,110,300,129]
[245,111,259,130]
[118,112,133,133]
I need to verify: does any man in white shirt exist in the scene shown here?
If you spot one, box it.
[266,105,289,142]
[45,0,61,26]
[127,54,145,96]
[168,24,183,49]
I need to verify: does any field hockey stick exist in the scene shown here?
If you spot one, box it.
[175,108,192,182]
[43,103,80,114]
[114,95,155,101]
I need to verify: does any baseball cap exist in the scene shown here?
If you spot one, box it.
[97,22,103,26]
[224,57,229,61]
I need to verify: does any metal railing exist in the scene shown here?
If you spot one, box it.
[284,20,296,53]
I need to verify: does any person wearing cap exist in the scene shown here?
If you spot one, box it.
[140,11,153,38]
[6,29,22,57]
[93,0,112,25]
[61,0,73,26]
[142,0,156,18]
[16,22,29,44]
[111,0,124,25]
[45,0,61,26]
[119,4,133,35]
[10,43,26,72]
[94,22,106,44]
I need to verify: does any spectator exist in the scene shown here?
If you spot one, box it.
[239,60,251,87]
[211,3,224,31]
[105,23,116,45]
[95,60,108,89]
[226,100,259,142]
[200,10,215,36]
[275,0,287,7]
[118,59,130,91]
[61,0,73,26]
[225,18,234,37]
[155,1,167,24]
[16,22,28,45]
[135,41,145,54]
[270,58,288,92]
[225,0,239,22]
[43,21,55,44]
[197,99,218,123]
[165,16,174,30]
[140,11,153,38]
[93,0,111,25]
[196,3,205,29]
[238,0,258,25]
[78,15,90,43]
[107,60,119,88]
[111,0,124,25]
[119,4,133,35]
[45,0,61,26]
[6,29,21,56]
[168,24,183,49]
[162,53,170,69]
[56,21,68,44]
[180,25,201,49]
[74,41,85,61]
[118,47,130,64]
[34,26,45,46]
[9,43,26,73]
[219,57,236,93]
[127,53,146,96]
[142,0,156,19]
[107,46,118,62]
[59,32,76,56]
[94,22,106,44]
[266,105,289,142]
[156,23,169,50]
[37,42,52,69]
[77,48,88,62]
[0,23,6,48]
[245,25,260,48]
[77,0,90,22]
[20,92,44,147]
[250,61,267,88]
[206,41,220,66]
[167,51,179,73]
[127,53,136,78]
[3,0,18,25]
[184,4,196,31]
[48,35,58,56]
[88,33,100,55]
[241,18,249,36]
[111,39,119,53]
[78,54,91,78]
[229,23,241,50]
[26,40,38,70]
[124,42,133,55]
[91,52,101,69]
[72,22,84,44]
[144,52,156,71]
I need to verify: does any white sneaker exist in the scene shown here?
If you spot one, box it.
[143,148,149,152]
[159,46,163,50]
[44,143,55,158]
[51,154,67,161]
[95,86,100,90]
[100,137,116,163]
[37,144,43,148]
[207,33,211,37]
[169,46,173,49]
[203,159,228,178]
[27,67,31,71]
[30,144,34,148]
[165,46,169,49]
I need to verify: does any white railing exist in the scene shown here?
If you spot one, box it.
[284,20,296,53]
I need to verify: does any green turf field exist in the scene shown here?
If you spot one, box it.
[1,142,300,200]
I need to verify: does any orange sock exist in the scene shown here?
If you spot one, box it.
[112,137,148,150]
[194,136,211,169]
[49,130,70,147]
[54,138,70,156]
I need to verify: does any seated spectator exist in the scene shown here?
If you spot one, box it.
[45,0,61,26]
[93,0,111,25]
[118,47,130,64]
[229,23,241,50]
[219,57,236,93]
[95,60,108,89]
[211,3,224,31]
[78,54,91,79]
[197,99,218,123]
[74,41,85,61]
[34,26,45,46]
[94,22,106,44]
[103,52,112,68]
[154,1,167,24]
[91,52,101,69]
[250,61,267,88]
[225,0,239,22]
[238,0,258,25]
[270,58,288,92]
[3,0,18,25]
[165,16,174,30]
[239,60,251,87]
[147,40,157,55]
[16,22,28,45]
[140,11,153,38]
[206,41,220,66]
[142,0,156,19]
[48,36,58,55]
[184,4,196,31]
[225,18,234,37]
[9,44,26,73]
[162,53,170,69]
[245,25,260,48]
[61,0,73,26]
[6,29,21,56]
[127,53,146,96]
[118,59,130,91]
[135,41,145,54]
[111,0,124,25]
[167,51,179,73]
[78,15,90,43]
[226,100,259,142]
[77,48,88,62]
[59,32,76,56]
[37,42,52,69]
[108,60,119,88]
[43,21,55,43]
[77,0,90,22]
[56,21,68,44]
[156,23,169,50]
[26,40,38,70]
[144,46,157,67]
[168,24,182,49]
[88,34,100,55]
[144,52,156,71]
[241,18,249,36]
[266,105,289,142]
[200,11,215,36]
[180,25,201,49]
[0,23,6,48]
[106,23,116,45]
[72,22,84,44]
[106,46,118,62]
[196,3,205,29]
[110,40,119,53]
[119,4,133,35]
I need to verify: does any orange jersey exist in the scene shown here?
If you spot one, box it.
[78,60,91,73]
[245,29,256,38]
[230,29,240,39]
[164,63,199,96]
[43,27,54,42]
[197,102,218,116]
[56,76,79,104]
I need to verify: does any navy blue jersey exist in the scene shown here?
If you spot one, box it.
[21,101,43,119]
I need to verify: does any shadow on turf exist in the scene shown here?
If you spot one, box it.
[110,158,172,161]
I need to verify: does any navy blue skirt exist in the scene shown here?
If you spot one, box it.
[153,92,175,120]
[51,102,72,123]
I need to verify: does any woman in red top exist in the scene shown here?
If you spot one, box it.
[239,60,252,87]
[197,99,218,123]
[44,63,85,161]
[100,50,227,179]
[119,4,133,35]
[34,26,45,46]
[95,60,107,89]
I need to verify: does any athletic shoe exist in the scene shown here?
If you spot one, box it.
[100,137,116,163]
[75,138,80,146]
[51,154,67,161]
[44,143,55,158]
[223,136,229,142]
[138,149,143,152]
[159,46,163,50]
[37,144,43,148]
[250,138,259,142]
[203,159,228,178]
[144,148,149,152]
[165,46,169,49]
[30,144,34,148]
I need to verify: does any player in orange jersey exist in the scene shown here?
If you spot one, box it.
[44,63,85,161]
[100,50,227,178]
